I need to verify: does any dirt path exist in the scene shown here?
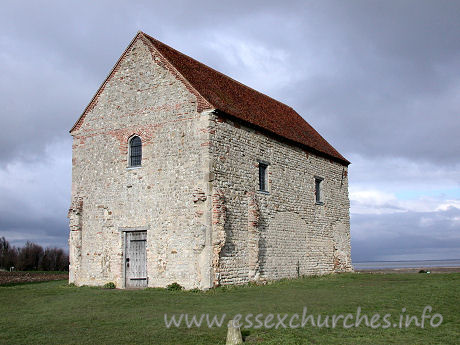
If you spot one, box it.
[0,271,68,285]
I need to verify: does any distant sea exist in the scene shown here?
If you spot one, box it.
[353,259,460,270]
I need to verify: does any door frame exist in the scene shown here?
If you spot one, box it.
[119,226,149,288]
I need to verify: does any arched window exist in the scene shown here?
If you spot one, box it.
[129,136,142,167]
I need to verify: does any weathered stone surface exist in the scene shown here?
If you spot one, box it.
[208,113,352,285]
[226,320,243,345]
[68,34,352,290]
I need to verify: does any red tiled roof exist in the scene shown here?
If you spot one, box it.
[144,33,349,165]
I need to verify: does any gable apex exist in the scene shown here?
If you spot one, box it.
[70,32,142,133]
[69,32,212,133]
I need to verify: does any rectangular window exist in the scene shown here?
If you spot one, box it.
[130,147,142,167]
[259,163,268,192]
[315,177,323,204]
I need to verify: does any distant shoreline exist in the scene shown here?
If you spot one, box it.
[354,266,460,274]
[353,258,460,263]
[353,259,460,271]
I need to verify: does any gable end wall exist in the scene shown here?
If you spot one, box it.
[69,38,214,289]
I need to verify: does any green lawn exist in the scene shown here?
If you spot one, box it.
[0,273,458,344]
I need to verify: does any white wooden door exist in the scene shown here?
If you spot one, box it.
[125,231,147,288]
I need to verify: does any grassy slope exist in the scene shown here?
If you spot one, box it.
[0,273,458,344]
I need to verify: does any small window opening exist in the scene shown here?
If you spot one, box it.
[259,163,268,192]
[129,136,142,167]
[315,177,323,204]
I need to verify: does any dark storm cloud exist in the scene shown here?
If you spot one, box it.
[351,207,460,261]
[0,1,459,258]
[1,1,459,165]
[0,212,68,243]
[0,141,70,248]
[279,1,460,165]
[0,186,67,238]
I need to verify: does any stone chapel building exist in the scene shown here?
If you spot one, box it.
[68,31,352,289]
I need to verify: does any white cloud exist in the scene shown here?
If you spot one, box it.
[350,189,402,214]
[436,200,460,211]
[349,153,460,217]
[205,33,297,92]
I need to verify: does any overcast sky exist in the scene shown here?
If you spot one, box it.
[1,1,459,262]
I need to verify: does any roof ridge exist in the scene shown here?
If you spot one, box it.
[142,32,294,112]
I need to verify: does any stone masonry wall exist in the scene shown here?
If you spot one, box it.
[69,35,352,290]
[208,113,352,286]
[69,37,214,289]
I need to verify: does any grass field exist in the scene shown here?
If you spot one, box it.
[0,273,458,344]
